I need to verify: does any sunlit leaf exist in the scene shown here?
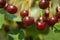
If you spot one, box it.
[0,14,5,29]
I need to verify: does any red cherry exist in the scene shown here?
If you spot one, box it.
[36,21,46,30]
[36,17,43,22]
[55,6,60,18]
[45,16,58,26]
[4,3,9,10]
[39,0,49,9]
[20,10,29,18]
[44,9,49,17]
[5,4,17,14]
[56,6,60,12]
[0,0,6,8]
[22,16,34,25]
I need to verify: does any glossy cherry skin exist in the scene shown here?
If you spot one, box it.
[45,16,58,26]
[4,3,9,10]
[39,0,49,9]
[56,6,60,12]
[55,6,60,18]
[20,10,29,18]
[44,9,49,17]
[22,16,34,25]
[36,21,46,30]
[36,17,43,22]
[5,4,17,14]
[0,0,6,8]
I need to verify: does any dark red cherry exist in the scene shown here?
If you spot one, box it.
[39,0,49,9]
[4,3,9,10]
[5,4,17,14]
[55,6,60,18]
[0,0,6,8]
[20,10,29,18]
[44,9,49,17]
[36,17,43,22]
[22,16,34,25]
[36,21,46,30]
[56,6,60,12]
[45,16,58,26]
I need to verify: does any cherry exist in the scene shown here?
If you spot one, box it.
[22,16,34,25]
[36,17,43,22]
[20,10,29,18]
[45,16,58,26]
[4,4,17,14]
[55,6,60,18]
[39,0,49,9]
[36,21,46,30]
[37,16,48,22]
[56,6,60,12]
[4,3,9,10]
[44,9,49,17]
[0,0,6,8]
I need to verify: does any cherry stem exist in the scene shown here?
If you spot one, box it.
[41,9,43,21]
[58,0,60,6]
[13,0,16,5]
[49,1,53,17]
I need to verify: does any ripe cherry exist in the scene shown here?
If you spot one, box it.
[36,21,46,30]
[55,6,60,18]
[0,0,6,8]
[39,0,49,9]
[20,10,29,18]
[45,16,58,26]
[5,4,17,14]
[22,16,34,25]
[56,6,60,12]
[44,9,49,17]
[36,17,43,22]
[4,3,9,10]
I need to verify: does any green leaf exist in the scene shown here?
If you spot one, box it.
[18,30,24,40]
[8,30,24,40]
[13,16,22,22]
[5,14,16,20]
[9,28,20,35]
[30,7,41,21]
[43,28,60,40]
[8,35,14,40]
[54,23,60,30]
[26,24,39,38]
[0,9,6,14]
[58,0,60,5]
[0,14,5,29]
